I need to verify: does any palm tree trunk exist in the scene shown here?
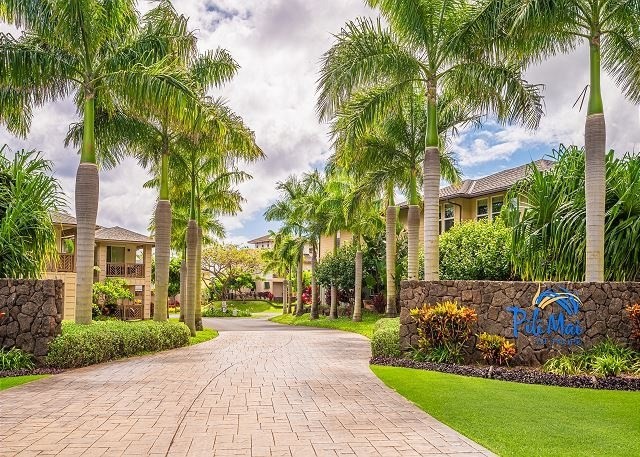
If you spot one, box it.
[282,278,288,314]
[154,199,171,321]
[585,40,606,282]
[423,89,440,281]
[185,219,198,336]
[74,163,98,324]
[296,251,303,316]
[407,205,420,280]
[385,205,397,317]
[353,249,363,322]
[310,243,319,319]
[329,286,338,319]
[195,226,203,330]
[179,258,186,322]
[75,94,98,324]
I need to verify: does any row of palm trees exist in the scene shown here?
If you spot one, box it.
[0,1,262,332]
[315,0,639,289]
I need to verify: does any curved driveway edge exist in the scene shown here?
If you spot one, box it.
[0,317,495,456]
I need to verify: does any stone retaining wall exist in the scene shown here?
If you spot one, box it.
[0,279,64,357]
[400,280,640,365]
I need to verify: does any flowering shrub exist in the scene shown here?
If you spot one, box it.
[410,301,477,363]
[257,291,274,300]
[626,304,640,349]
[476,333,516,366]
[300,286,312,305]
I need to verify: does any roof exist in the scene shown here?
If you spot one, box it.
[94,226,155,245]
[439,159,555,200]
[51,211,77,226]
[248,234,273,245]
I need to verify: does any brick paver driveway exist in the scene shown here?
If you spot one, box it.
[0,317,494,457]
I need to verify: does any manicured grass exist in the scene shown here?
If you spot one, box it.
[189,327,218,345]
[0,375,48,391]
[168,318,219,345]
[209,300,282,314]
[270,311,382,338]
[371,365,640,457]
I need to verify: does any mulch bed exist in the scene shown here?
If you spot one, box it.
[370,356,640,391]
[0,367,64,378]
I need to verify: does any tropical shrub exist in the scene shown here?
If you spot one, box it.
[0,148,63,278]
[476,333,516,366]
[439,219,512,280]
[0,347,35,370]
[626,304,640,349]
[201,306,251,318]
[505,145,640,281]
[92,278,134,317]
[46,321,190,368]
[410,301,477,363]
[371,318,401,358]
[542,339,639,377]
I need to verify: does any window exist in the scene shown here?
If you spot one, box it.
[264,282,270,290]
[107,246,125,263]
[438,206,442,234]
[492,196,504,219]
[476,199,489,220]
[443,204,455,232]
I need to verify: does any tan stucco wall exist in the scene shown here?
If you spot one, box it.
[43,271,76,320]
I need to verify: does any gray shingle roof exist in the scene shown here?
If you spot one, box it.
[51,211,77,226]
[440,159,555,199]
[94,226,155,245]
[248,234,273,244]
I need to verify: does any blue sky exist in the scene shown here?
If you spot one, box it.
[1,0,638,244]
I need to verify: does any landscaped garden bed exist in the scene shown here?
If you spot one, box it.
[270,310,382,338]
[202,300,282,318]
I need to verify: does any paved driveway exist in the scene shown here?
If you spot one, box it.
[0,317,493,456]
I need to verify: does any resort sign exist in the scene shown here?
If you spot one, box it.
[506,285,584,346]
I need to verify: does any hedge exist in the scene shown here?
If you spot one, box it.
[46,320,190,368]
[371,318,401,358]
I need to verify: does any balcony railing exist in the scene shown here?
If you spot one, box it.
[48,253,75,272]
[106,262,145,278]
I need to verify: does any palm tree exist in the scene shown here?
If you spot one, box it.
[0,0,197,323]
[330,90,473,314]
[265,173,325,317]
[481,0,640,282]
[65,3,245,322]
[322,174,384,321]
[318,0,543,283]
[264,233,303,314]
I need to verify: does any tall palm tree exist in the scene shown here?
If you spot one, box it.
[0,0,197,323]
[65,2,245,322]
[322,174,384,321]
[318,0,543,282]
[265,173,325,317]
[481,0,640,281]
[330,90,474,314]
[264,233,303,314]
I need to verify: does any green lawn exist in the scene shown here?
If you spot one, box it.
[168,318,219,345]
[270,311,382,338]
[371,365,640,457]
[208,300,282,315]
[0,375,48,391]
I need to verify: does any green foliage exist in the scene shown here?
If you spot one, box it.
[201,306,251,318]
[506,145,640,281]
[410,301,478,363]
[152,257,182,298]
[271,310,382,338]
[371,318,401,358]
[315,244,380,298]
[92,278,134,306]
[439,219,512,280]
[542,339,639,377]
[46,321,190,368]
[0,347,35,370]
[476,333,516,366]
[0,148,62,279]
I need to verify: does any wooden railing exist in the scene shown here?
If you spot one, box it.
[48,253,75,272]
[106,262,145,278]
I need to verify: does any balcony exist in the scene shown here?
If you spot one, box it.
[106,262,145,278]
[48,253,75,273]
